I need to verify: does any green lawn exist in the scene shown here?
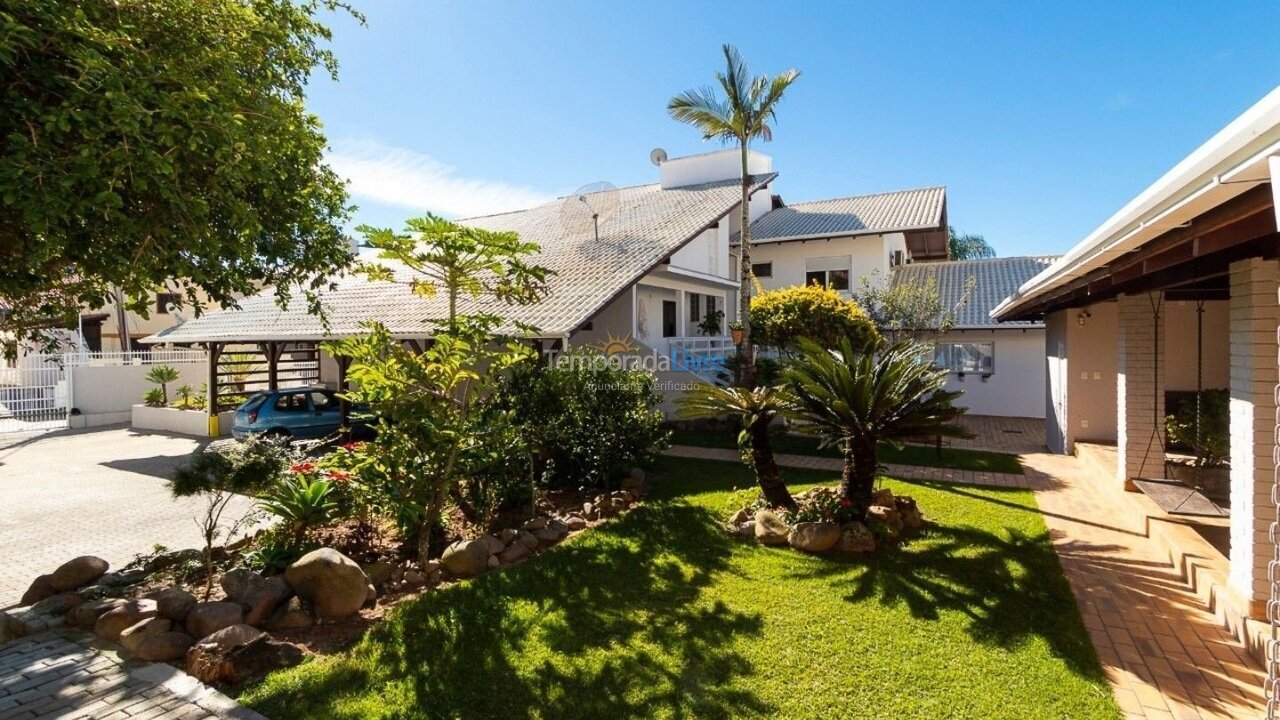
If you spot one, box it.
[676,428,1025,475]
[241,458,1116,720]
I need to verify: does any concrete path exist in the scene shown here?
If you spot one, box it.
[0,426,257,608]
[0,632,263,719]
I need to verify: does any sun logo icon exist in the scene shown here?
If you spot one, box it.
[595,331,637,356]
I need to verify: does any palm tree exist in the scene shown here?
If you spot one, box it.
[668,45,800,388]
[676,383,797,509]
[144,364,181,406]
[948,226,996,260]
[785,339,968,512]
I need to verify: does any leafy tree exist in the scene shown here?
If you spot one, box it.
[785,339,968,512]
[677,384,798,510]
[669,45,801,388]
[948,226,997,260]
[750,284,879,352]
[144,365,181,406]
[852,271,975,343]
[0,0,358,344]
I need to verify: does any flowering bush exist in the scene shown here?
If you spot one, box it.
[781,487,857,525]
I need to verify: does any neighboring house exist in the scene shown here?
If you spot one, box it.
[740,186,949,296]
[991,86,1280,632]
[892,256,1058,419]
[77,289,195,354]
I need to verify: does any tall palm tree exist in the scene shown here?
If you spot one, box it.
[676,383,798,509]
[785,338,968,512]
[668,45,800,387]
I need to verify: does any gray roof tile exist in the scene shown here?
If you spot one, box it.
[890,256,1060,328]
[740,186,946,243]
[145,175,775,344]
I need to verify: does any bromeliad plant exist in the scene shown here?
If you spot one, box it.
[258,462,340,543]
[677,383,798,509]
[785,338,968,513]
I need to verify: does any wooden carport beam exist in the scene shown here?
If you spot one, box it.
[206,342,223,418]
[258,342,286,390]
[335,354,352,437]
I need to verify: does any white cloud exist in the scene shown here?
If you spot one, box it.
[327,138,553,219]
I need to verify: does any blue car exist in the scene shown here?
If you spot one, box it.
[232,388,369,441]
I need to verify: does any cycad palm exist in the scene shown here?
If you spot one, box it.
[676,383,797,509]
[145,364,181,406]
[668,45,800,387]
[786,339,968,511]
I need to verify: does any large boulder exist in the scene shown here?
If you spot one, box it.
[185,601,245,638]
[787,522,841,553]
[866,505,904,538]
[284,548,370,619]
[265,597,313,631]
[20,574,57,606]
[219,569,259,604]
[50,556,109,592]
[498,541,529,564]
[895,496,924,532]
[198,623,263,651]
[753,510,789,546]
[835,522,876,554]
[154,588,198,622]
[29,592,84,617]
[95,599,158,642]
[243,576,292,627]
[71,598,127,629]
[479,536,505,556]
[440,539,491,578]
[533,521,569,545]
[515,531,540,550]
[363,561,395,590]
[870,488,896,510]
[188,635,303,685]
[134,631,196,662]
[119,617,173,654]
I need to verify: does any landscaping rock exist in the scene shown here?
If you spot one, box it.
[285,548,370,620]
[533,521,568,545]
[199,623,264,651]
[363,561,395,590]
[735,521,756,539]
[440,539,491,578]
[185,601,244,638]
[515,530,540,550]
[521,516,549,531]
[95,599,158,642]
[788,522,841,553]
[487,555,500,569]
[70,598,127,628]
[20,574,57,606]
[866,505,904,537]
[403,570,428,588]
[29,592,84,617]
[582,502,595,517]
[480,535,505,555]
[836,522,876,554]
[154,587,198,622]
[754,510,789,545]
[265,597,314,631]
[134,631,196,662]
[622,467,647,495]
[870,488,896,510]
[498,528,519,546]
[609,497,629,511]
[50,556,109,591]
[564,515,587,531]
[188,635,303,685]
[895,496,924,532]
[498,542,529,564]
[243,576,292,626]
[220,568,258,604]
[119,617,172,653]
[728,508,750,525]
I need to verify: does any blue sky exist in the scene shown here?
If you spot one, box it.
[309,1,1280,257]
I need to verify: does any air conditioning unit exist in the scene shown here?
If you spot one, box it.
[889,250,905,267]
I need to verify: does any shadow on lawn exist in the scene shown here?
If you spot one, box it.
[247,501,771,720]
[791,520,1108,682]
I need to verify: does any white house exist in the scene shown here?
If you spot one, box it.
[893,256,1058,419]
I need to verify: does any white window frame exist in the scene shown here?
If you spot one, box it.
[934,342,995,376]
[804,255,851,291]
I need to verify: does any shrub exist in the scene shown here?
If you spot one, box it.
[258,466,339,543]
[493,350,669,489]
[782,487,857,525]
[750,284,879,351]
[144,364,181,405]
[1165,389,1229,468]
[143,387,166,407]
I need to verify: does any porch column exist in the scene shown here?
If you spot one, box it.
[206,342,222,437]
[1227,257,1280,614]
[1116,292,1165,488]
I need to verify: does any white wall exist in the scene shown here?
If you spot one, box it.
[748,234,890,297]
[937,328,1047,418]
[70,363,207,426]
[1164,299,1229,391]
[670,217,731,279]
[1045,310,1070,453]
[1068,301,1119,444]
[659,149,771,189]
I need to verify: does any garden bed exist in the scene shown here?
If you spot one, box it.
[131,404,234,437]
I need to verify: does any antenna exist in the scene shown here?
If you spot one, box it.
[559,181,619,242]
[649,147,668,166]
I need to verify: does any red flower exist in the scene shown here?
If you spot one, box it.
[290,462,316,473]
[328,470,352,482]
[341,441,364,451]
[840,498,852,507]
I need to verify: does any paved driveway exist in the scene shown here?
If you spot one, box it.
[0,426,257,609]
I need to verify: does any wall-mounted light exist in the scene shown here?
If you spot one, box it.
[1077,309,1093,326]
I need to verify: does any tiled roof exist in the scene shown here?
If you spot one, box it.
[890,256,1060,328]
[144,175,775,344]
[739,186,946,244]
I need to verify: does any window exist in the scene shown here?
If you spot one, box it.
[662,300,677,338]
[689,294,701,322]
[310,391,336,411]
[934,342,994,374]
[156,292,181,315]
[804,269,850,291]
[273,393,310,412]
[706,295,717,316]
[751,262,773,278]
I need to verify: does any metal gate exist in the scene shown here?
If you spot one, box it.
[0,355,69,434]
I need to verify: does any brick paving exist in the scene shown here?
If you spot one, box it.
[665,440,1266,719]
[0,632,262,719]
[0,426,258,609]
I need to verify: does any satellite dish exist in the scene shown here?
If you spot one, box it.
[166,303,187,325]
[649,147,668,166]
[559,181,619,242]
